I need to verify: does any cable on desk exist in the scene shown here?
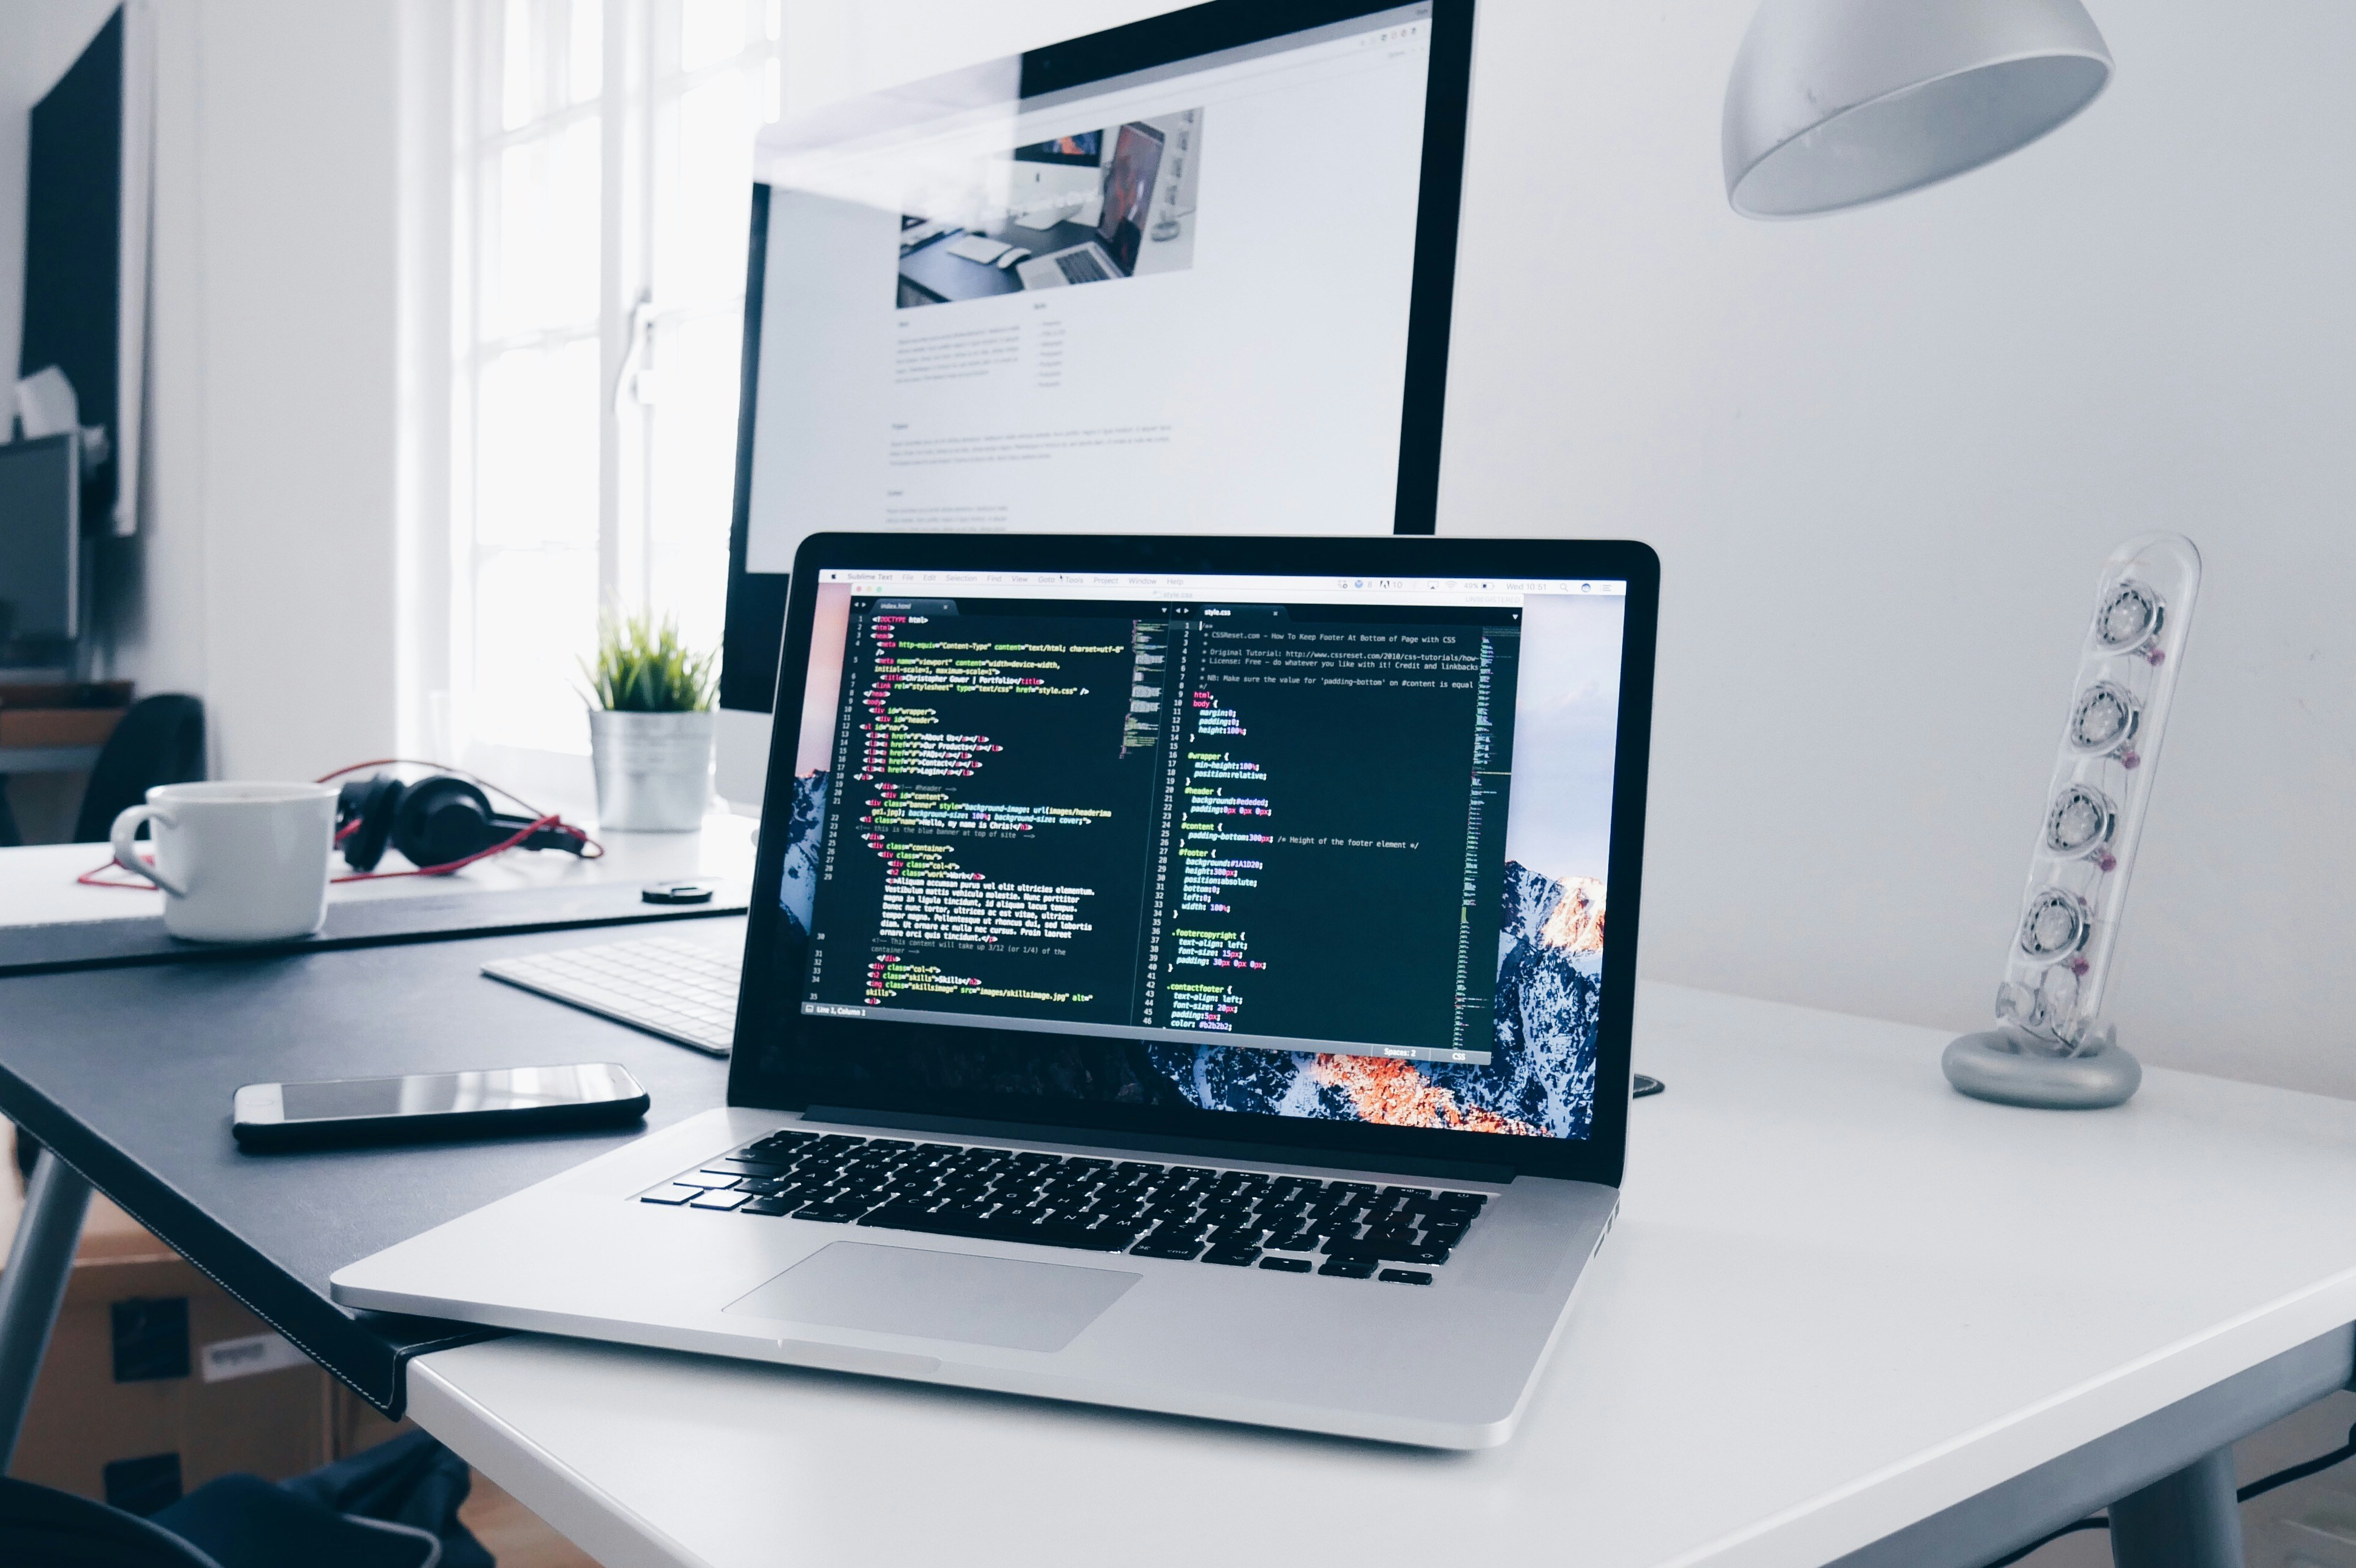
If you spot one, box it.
[73,757,602,888]
[1986,1515,2106,1566]
[2238,1419,2356,1503]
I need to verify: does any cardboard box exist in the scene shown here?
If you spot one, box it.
[3,1126,332,1512]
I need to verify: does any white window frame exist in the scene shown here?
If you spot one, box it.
[419,0,782,808]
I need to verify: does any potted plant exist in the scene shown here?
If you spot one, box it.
[581,610,718,832]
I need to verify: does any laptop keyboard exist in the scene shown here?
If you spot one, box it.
[482,936,739,1056]
[639,1129,1488,1284]
[1055,249,1111,284]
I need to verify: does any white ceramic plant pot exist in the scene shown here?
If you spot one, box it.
[588,709,714,832]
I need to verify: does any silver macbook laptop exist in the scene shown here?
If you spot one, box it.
[333,530,1660,1449]
[1015,122,1165,290]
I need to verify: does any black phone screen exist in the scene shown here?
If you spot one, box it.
[278,1063,641,1123]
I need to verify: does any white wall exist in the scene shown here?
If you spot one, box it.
[101,0,404,783]
[793,0,2356,1098]
[1437,1,2356,1097]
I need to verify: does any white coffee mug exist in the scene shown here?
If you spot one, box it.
[110,782,340,942]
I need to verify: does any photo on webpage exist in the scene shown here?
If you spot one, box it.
[896,110,1202,309]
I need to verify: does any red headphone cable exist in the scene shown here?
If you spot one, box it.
[76,760,604,888]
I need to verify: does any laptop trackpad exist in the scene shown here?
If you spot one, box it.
[725,1242,1140,1353]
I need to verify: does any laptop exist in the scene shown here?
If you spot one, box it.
[1015,123,1166,290]
[332,531,1659,1450]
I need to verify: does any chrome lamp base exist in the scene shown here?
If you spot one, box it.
[1943,1028,2141,1110]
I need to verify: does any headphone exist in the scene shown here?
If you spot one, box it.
[334,772,593,873]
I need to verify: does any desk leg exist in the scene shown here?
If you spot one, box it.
[0,1149,92,1472]
[2108,1446,2243,1568]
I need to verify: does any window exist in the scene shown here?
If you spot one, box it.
[448,0,782,776]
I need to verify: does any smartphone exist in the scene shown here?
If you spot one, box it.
[232,1062,649,1151]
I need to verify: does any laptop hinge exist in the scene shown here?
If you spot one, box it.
[803,1106,1518,1186]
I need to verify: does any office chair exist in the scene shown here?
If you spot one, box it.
[71,694,206,843]
[0,1476,223,1568]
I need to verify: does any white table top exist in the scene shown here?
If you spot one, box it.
[0,814,757,930]
[404,983,2356,1568]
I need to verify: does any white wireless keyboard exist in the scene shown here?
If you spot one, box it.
[483,935,740,1056]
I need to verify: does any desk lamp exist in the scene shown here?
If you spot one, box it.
[1722,0,2112,218]
[1945,535,2201,1109]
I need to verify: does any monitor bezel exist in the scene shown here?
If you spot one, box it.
[727,531,1657,1188]
[719,0,1477,715]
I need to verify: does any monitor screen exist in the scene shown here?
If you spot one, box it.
[721,0,1471,719]
[768,564,1629,1146]
[0,433,80,647]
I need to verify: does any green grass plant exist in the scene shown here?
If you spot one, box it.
[581,609,717,712]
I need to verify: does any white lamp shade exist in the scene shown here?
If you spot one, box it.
[1724,0,2113,218]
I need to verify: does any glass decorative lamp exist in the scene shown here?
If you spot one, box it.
[1944,535,2201,1109]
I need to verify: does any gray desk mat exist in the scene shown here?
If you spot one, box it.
[0,880,751,976]
[0,919,743,1415]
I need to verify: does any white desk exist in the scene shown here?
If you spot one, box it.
[403,985,2356,1568]
[0,812,757,930]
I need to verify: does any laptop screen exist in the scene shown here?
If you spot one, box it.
[1092,122,1165,274]
[760,561,1634,1154]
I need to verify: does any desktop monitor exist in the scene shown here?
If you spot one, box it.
[0,433,80,651]
[716,0,1475,806]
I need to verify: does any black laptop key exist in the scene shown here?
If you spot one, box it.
[711,1158,794,1178]
[1259,1256,1312,1274]
[1318,1257,1378,1279]
[1378,1269,1434,1286]
[740,1196,802,1217]
[857,1201,1135,1253]
[791,1200,872,1223]
[1201,1246,1260,1267]
[1129,1237,1203,1261]
[1324,1237,1451,1266]
[1078,1216,1146,1248]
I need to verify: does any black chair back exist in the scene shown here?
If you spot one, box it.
[72,694,207,843]
[0,1476,222,1567]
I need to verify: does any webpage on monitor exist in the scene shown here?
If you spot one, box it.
[742,4,1440,578]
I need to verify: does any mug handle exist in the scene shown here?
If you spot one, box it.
[110,803,189,897]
